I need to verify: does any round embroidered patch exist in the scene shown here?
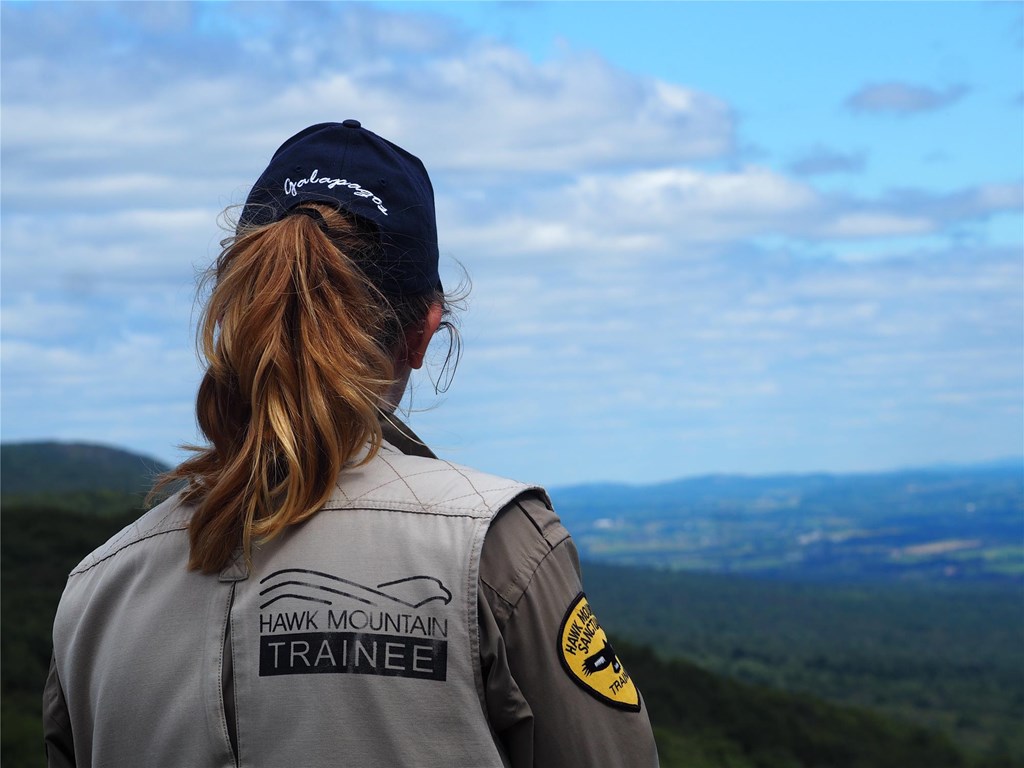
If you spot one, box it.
[557,592,640,711]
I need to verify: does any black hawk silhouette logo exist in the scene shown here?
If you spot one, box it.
[582,638,621,676]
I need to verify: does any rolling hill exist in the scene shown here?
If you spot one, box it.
[0,441,169,496]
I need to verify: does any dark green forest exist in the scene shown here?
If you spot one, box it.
[3,493,150,767]
[586,565,1024,759]
[2,443,1021,767]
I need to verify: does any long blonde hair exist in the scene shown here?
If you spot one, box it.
[156,204,444,573]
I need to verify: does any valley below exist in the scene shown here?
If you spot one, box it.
[2,442,1021,767]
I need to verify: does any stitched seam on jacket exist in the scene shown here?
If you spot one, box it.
[516,499,571,550]
[478,580,515,628]
[334,454,529,512]
[87,501,175,557]
[333,459,442,505]
[489,538,572,615]
[379,453,432,510]
[443,461,489,506]
[330,482,533,513]
[319,506,487,520]
[70,526,188,576]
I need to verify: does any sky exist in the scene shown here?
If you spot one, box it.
[1,1,1022,487]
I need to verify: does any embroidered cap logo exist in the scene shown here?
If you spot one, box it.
[283,169,388,216]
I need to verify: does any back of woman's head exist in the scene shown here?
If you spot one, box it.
[157,121,453,573]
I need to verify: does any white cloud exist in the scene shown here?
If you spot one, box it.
[2,209,215,297]
[788,146,867,176]
[846,82,970,114]
[444,164,1018,257]
[1,5,735,194]
[1,332,202,460]
[823,213,933,238]
[292,52,729,173]
[0,296,90,339]
[442,165,819,256]
[1,2,1021,483]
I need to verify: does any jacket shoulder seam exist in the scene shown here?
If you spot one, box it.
[69,523,188,577]
[481,535,572,618]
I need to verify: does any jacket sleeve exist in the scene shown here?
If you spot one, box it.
[43,654,76,768]
[479,495,659,768]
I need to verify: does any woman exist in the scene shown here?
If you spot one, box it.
[45,121,658,767]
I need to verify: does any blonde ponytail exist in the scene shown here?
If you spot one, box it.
[156,204,411,572]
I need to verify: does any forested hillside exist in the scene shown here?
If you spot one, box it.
[1,443,1020,767]
[2,493,150,767]
[0,441,168,496]
[3,496,1008,768]
[587,564,1024,759]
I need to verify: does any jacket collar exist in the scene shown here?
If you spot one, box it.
[379,414,437,460]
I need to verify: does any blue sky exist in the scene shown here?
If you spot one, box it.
[1,2,1021,486]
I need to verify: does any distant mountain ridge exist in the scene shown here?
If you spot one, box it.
[4,439,1018,500]
[3,441,1021,582]
[0,441,169,496]
[549,457,1024,500]
[548,461,1024,582]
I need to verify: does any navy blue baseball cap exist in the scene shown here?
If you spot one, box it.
[239,120,441,296]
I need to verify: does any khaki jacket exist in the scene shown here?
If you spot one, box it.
[46,423,659,767]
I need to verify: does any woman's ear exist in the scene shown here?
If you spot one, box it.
[405,302,443,370]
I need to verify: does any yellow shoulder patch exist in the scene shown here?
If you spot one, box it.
[558,592,640,711]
